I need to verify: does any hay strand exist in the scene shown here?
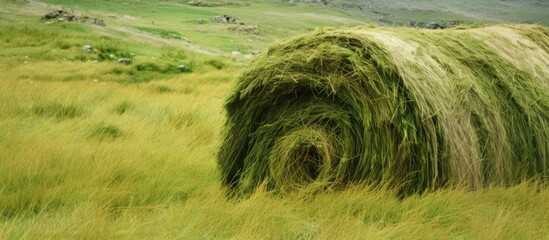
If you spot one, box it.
[218,25,549,196]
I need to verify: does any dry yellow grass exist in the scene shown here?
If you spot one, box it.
[1,66,549,239]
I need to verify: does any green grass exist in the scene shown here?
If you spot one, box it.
[0,21,210,83]
[0,0,548,239]
[135,26,184,40]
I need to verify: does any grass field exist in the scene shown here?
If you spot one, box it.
[1,0,549,239]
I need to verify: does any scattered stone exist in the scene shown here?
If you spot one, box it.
[377,16,392,24]
[228,25,260,34]
[178,64,190,72]
[302,0,330,5]
[409,20,452,29]
[82,45,93,53]
[231,51,242,57]
[212,15,240,24]
[117,58,131,65]
[251,50,260,55]
[185,0,243,7]
[42,9,71,20]
[92,60,99,64]
[426,22,444,29]
[186,0,203,6]
[289,0,296,6]
[196,18,205,24]
[42,9,106,26]
[409,20,418,28]
[80,16,106,26]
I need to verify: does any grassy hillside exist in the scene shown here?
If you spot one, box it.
[1,0,548,239]
[31,0,368,53]
[311,0,549,25]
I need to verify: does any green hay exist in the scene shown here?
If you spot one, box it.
[218,25,549,196]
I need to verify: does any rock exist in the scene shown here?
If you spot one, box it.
[303,0,330,4]
[109,54,116,59]
[117,58,131,65]
[42,10,67,20]
[80,16,106,26]
[409,21,447,29]
[196,18,205,24]
[409,20,418,27]
[178,64,190,72]
[377,16,392,24]
[251,50,260,55]
[95,19,106,26]
[42,10,105,26]
[66,15,78,21]
[231,51,242,57]
[228,25,260,34]
[186,0,203,6]
[426,22,444,29]
[82,45,93,53]
[212,15,240,24]
[289,0,296,6]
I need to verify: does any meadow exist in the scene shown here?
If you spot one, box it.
[1,0,549,239]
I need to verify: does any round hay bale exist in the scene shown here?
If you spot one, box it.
[218,25,549,196]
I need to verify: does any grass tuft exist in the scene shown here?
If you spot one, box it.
[154,85,173,93]
[32,101,83,119]
[204,59,226,70]
[89,123,122,140]
[114,100,132,115]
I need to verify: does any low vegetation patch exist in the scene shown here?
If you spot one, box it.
[204,58,226,70]
[32,101,83,119]
[89,123,122,140]
[96,43,134,62]
[154,84,174,93]
[136,26,184,40]
[114,100,132,115]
